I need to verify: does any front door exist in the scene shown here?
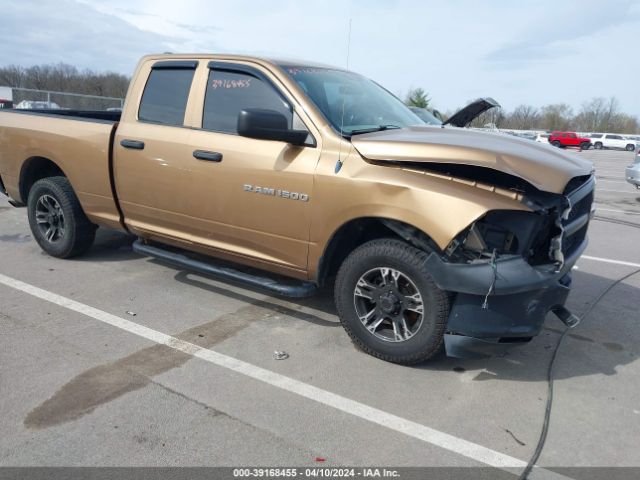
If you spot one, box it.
[185,62,319,271]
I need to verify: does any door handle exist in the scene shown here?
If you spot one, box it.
[120,139,145,150]
[193,150,223,162]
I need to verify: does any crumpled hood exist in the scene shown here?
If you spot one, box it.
[351,126,593,194]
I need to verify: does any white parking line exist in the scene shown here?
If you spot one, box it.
[0,272,569,479]
[594,206,640,216]
[596,188,638,194]
[581,256,640,269]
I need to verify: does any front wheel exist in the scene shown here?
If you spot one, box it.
[27,176,96,258]
[594,142,603,149]
[580,142,590,150]
[551,140,561,147]
[334,239,450,364]
[626,144,635,152]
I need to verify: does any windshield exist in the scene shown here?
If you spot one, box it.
[281,66,422,135]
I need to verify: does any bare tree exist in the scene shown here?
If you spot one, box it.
[506,104,539,130]
[538,103,573,131]
[0,63,130,100]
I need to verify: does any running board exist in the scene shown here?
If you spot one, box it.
[132,240,317,298]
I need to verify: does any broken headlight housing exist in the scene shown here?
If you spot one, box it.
[446,210,550,263]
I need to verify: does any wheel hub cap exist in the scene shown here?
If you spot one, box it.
[35,194,65,244]
[353,267,425,343]
[380,292,400,314]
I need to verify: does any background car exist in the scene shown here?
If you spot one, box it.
[408,106,443,125]
[14,100,61,110]
[548,131,591,149]
[625,148,640,188]
[591,133,636,151]
[535,133,550,143]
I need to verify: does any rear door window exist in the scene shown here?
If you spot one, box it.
[203,69,292,134]
[139,67,195,126]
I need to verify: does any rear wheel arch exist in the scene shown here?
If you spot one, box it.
[19,156,67,204]
[316,217,441,287]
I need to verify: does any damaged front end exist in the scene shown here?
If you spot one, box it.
[429,171,595,358]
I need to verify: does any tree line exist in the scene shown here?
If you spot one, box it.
[405,88,639,134]
[1,65,637,134]
[0,63,129,109]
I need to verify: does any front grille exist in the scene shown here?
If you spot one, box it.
[528,175,594,265]
[561,177,594,258]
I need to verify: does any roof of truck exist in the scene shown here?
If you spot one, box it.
[145,53,341,71]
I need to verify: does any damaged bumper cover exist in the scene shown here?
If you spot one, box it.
[429,176,595,358]
[427,246,582,358]
[428,243,584,357]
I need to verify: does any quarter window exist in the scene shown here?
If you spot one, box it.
[139,68,195,126]
[203,69,292,134]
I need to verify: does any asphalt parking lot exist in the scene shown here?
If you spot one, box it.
[1,147,639,478]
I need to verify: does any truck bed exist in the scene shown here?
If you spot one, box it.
[0,109,123,229]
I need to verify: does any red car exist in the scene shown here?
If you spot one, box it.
[548,131,591,150]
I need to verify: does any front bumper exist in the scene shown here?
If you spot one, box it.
[425,237,586,358]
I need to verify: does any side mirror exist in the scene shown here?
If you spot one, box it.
[237,109,308,146]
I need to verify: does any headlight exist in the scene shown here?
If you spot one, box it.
[446,210,548,262]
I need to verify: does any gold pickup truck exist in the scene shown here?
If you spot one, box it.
[0,54,595,363]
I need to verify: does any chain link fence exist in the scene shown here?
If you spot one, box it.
[6,87,124,111]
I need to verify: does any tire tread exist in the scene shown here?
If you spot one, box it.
[27,176,96,258]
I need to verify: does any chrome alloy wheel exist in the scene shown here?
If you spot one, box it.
[35,194,65,243]
[353,267,424,342]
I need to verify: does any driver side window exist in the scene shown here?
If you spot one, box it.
[203,69,293,134]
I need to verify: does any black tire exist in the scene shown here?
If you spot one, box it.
[27,176,96,258]
[334,239,450,365]
[551,140,561,148]
[580,142,590,150]
[594,142,603,149]
[626,144,635,152]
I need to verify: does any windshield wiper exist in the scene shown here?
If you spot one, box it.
[347,124,402,136]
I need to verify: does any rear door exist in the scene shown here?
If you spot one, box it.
[114,60,199,239]
[610,135,624,149]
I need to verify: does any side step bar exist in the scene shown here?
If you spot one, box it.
[132,240,317,298]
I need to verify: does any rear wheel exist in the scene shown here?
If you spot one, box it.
[594,142,603,149]
[27,176,96,258]
[626,144,635,152]
[334,239,450,364]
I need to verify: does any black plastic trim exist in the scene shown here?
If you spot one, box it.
[0,108,119,124]
[120,139,145,150]
[133,240,317,298]
[563,213,590,237]
[566,175,595,203]
[152,60,199,70]
[425,236,586,296]
[193,150,223,162]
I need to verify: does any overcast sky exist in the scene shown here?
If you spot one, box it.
[2,0,638,115]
